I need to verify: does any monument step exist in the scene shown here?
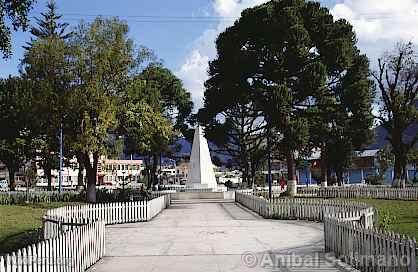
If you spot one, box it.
[171,199,235,204]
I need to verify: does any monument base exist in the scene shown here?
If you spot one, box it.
[186,183,208,189]
[186,182,218,192]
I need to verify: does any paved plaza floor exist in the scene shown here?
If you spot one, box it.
[88,199,343,272]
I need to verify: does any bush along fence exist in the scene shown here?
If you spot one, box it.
[0,193,171,272]
[235,191,417,272]
[0,191,82,205]
[297,186,418,201]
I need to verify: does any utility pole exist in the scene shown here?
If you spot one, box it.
[59,122,63,193]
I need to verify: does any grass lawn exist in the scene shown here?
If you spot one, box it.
[349,198,418,241]
[0,202,80,254]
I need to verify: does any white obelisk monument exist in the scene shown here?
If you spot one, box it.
[187,126,218,190]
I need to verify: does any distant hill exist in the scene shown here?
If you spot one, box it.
[169,137,233,165]
[122,137,233,166]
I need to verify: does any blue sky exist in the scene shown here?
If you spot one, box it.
[1,0,219,76]
[2,0,418,110]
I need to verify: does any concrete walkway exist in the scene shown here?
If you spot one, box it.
[89,200,342,272]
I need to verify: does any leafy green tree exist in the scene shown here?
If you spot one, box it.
[0,77,34,190]
[316,54,374,185]
[139,64,193,132]
[0,0,35,57]
[120,76,175,188]
[372,42,418,187]
[125,65,192,187]
[123,101,173,188]
[66,17,140,202]
[206,0,367,195]
[67,91,117,202]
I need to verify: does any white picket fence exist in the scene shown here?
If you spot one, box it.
[297,186,418,200]
[44,194,171,239]
[0,221,105,272]
[235,192,417,272]
[0,194,171,272]
[236,192,374,226]
[325,217,417,272]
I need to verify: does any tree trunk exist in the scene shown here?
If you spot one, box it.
[327,168,332,185]
[45,167,52,191]
[320,147,328,187]
[242,161,249,186]
[77,162,84,187]
[152,155,158,190]
[250,160,258,189]
[144,157,151,189]
[336,170,343,186]
[393,152,406,188]
[85,152,98,203]
[86,169,97,203]
[391,121,408,187]
[8,169,16,191]
[286,150,297,196]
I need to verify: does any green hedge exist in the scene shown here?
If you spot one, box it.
[0,191,82,205]
[0,188,158,205]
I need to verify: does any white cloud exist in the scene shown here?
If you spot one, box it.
[176,50,209,110]
[176,0,269,111]
[329,0,418,77]
[331,0,418,43]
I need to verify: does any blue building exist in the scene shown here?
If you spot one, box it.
[297,103,418,185]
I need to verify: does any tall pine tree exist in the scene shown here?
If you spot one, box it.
[24,0,72,49]
[22,0,73,191]
[204,0,374,195]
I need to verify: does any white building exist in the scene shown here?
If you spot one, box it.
[35,157,80,189]
[35,157,144,189]
[99,159,143,188]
